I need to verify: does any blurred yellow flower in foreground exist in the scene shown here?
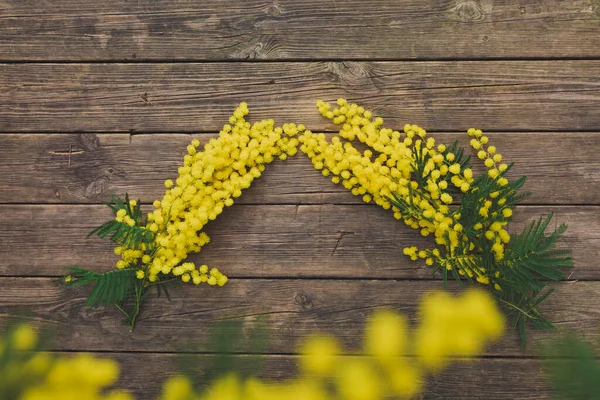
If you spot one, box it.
[416,289,505,370]
[12,323,37,351]
[299,334,341,376]
[364,309,407,364]
[158,288,503,400]
[21,354,132,400]
[2,288,503,400]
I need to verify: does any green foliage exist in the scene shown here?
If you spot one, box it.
[65,267,136,309]
[88,220,153,250]
[505,213,571,279]
[87,194,154,250]
[388,140,573,348]
[64,193,163,331]
[496,214,572,345]
[457,164,528,241]
[65,266,177,331]
[541,333,600,400]
[455,167,571,345]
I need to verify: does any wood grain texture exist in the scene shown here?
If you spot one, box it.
[77,352,552,399]
[0,278,596,357]
[1,132,599,205]
[1,61,600,132]
[0,204,592,279]
[1,0,599,61]
[2,0,597,398]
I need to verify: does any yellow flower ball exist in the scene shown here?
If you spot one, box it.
[298,334,340,376]
[336,359,381,400]
[12,323,37,351]
[387,362,422,397]
[364,309,407,363]
[448,163,461,174]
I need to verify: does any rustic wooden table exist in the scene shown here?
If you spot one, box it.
[1,1,600,398]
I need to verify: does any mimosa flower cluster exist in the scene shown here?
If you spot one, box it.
[300,99,570,341]
[119,102,303,286]
[67,104,307,330]
[159,288,503,400]
[66,99,571,339]
[300,99,509,285]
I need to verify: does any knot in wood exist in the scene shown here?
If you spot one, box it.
[78,133,99,151]
[451,1,485,22]
[325,62,375,88]
[266,3,283,16]
[234,41,268,60]
[84,177,109,198]
[294,291,314,310]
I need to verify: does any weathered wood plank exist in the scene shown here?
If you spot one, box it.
[0,278,595,357]
[0,204,592,279]
[1,61,599,132]
[1,0,599,61]
[84,353,552,399]
[1,133,599,205]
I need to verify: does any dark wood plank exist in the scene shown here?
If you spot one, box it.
[0,278,595,357]
[1,61,599,132]
[91,353,550,399]
[2,133,599,205]
[0,204,592,279]
[1,0,599,61]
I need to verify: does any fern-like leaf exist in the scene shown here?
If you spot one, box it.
[88,194,154,250]
[491,214,572,348]
[505,213,573,280]
[88,220,154,249]
[65,267,137,308]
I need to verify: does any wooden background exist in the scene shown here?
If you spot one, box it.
[1,0,600,398]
